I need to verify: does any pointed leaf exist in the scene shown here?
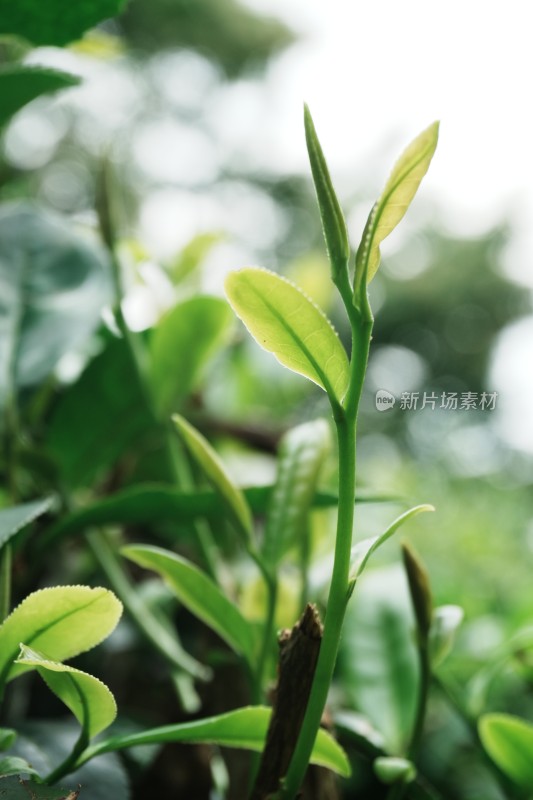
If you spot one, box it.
[0,497,54,550]
[429,605,464,668]
[81,706,351,777]
[304,105,349,279]
[0,586,122,685]
[402,541,433,641]
[349,505,434,586]
[17,645,116,738]
[356,122,439,283]
[263,419,330,568]
[479,714,533,789]
[0,65,80,128]
[150,296,233,417]
[225,268,349,403]
[172,414,253,541]
[0,755,40,777]
[122,545,257,665]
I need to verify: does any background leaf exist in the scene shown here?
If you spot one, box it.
[150,296,233,417]
[357,122,439,283]
[0,497,53,550]
[0,66,80,128]
[0,0,128,47]
[122,545,257,665]
[82,705,350,777]
[17,645,116,739]
[0,775,78,798]
[479,714,533,789]
[429,604,464,668]
[0,204,111,411]
[0,586,122,685]
[225,268,349,402]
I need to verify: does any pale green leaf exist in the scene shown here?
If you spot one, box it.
[172,414,253,541]
[429,604,464,668]
[479,713,533,789]
[150,296,233,417]
[17,645,116,738]
[0,586,122,685]
[225,268,349,403]
[122,545,257,666]
[80,705,351,777]
[357,122,439,283]
[349,504,434,586]
[0,755,40,777]
[0,497,54,550]
[374,756,416,785]
[262,418,330,568]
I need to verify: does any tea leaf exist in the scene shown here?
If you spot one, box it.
[17,645,116,738]
[356,122,439,284]
[122,545,257,665]
[304,105,350,280]
[0,586,122,685]
[262,418,330,569]
[0,497,53,550]
[225,268,349,403]
[0,65,80,128]
[402,541,433,641]
[0,775,78,798]
[81,705,351,777]
[0,755,40,777]
[479,714,533,789]
[150,296,233,417]
[172,414,253,541]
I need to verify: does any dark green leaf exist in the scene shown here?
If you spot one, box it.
[122,544,257,665]
[0,498,53,551]
[479,713,533,789]
[0,66,80,128]
[0,205,111,412]
[402,542,433,642]
[0,775,78,798]
[150,296,232,417]
[80,705,350,777]
[304,105,350,280]
[0,729,16,751]
[0,0,128,47]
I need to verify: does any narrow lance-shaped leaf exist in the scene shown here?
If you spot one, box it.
[402,541,433,642]
[0,586,122,685]
[122,545,257,667]
[16,645,116,739]
[78,705,351,778]
[0,65,80,128]
[0,497,54,550]
[225,268,349,403]
[304,104,350,281]
[479,714,533,790]
[355,121,439,285]
[172,414,253,543]
[263,419,331,569]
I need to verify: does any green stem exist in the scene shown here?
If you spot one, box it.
[409,644,431,759]
[0,545,11,623]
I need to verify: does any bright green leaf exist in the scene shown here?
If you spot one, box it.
[0,65,80,128]
[150,296,233,417]
[429,605,464,668]
[479,714,533,789]
[0,497,54,551]
[0,205,111,412]
[0,0,128,47]
[262,418,330,569]
[122,545,257,665]
[339,566,418,755]
[374,756,416,785]
[0,755,40,777]
[172,414,253,541]
[356,122,439,284]
[0,586,122,685]
[225,268,349,403]
[80,705,350,777]
[169,231,224,284]
[17,645,116,738]
[304,105,350,279]
[349,504,434,587]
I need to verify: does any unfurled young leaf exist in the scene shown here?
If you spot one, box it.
[401,542,433,642]
[0,65,80,128]
[355,122,439,285]
[479,714,533,789]
[225,268,349,403]
[0,497,54,551]
[80,705,351,777]
[0,586,122,685]
[122,544,257,666]
[304,105,350,281]
[262,418,331,569]
[172,414,253,542]
[16,645,116,738]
